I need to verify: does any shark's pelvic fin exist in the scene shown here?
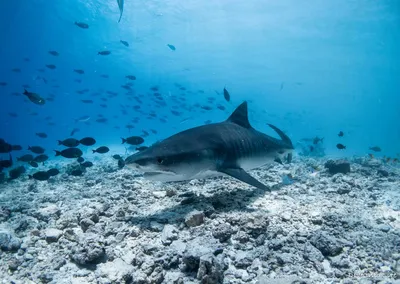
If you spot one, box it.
[226,101,252,129]
[267,123,293,148]
[219,167,270,191]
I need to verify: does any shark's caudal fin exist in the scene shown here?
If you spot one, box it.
[117,0,124,23]
[219,167,270,191]
[226,101,252,128]
[267,123,293,148]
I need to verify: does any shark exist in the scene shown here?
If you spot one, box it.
[125,101,294,190]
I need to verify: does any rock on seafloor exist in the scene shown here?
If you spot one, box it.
[324,159,351,174]
[0,156,399,284]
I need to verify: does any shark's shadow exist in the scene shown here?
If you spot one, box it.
[128,179,285,227]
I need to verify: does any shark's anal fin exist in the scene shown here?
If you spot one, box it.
[219,167,270,191]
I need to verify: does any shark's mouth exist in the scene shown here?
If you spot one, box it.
[143,170,184,182]
[143,171,176,177]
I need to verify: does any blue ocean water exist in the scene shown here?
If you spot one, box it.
[0,0,399,165]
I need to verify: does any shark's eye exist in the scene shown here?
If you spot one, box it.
[157,157,164,164]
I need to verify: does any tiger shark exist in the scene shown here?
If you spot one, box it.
[125,101,294,190]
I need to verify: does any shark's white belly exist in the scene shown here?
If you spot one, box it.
[238,154,276,171]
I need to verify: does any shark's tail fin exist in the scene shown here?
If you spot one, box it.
[267,124,293,149]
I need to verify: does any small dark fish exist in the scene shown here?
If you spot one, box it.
[8,166,26,180]
[121,84,131,90]
[201,105,212,111]
[36,132,48,138]
[101,74,109,78]
[74,69,85,74]
[369,146,381,152]
[70,169,83,176]
[92,146,109,154]
[309,146,314,152]
[23,89,45,105]
[0,82,7,86]
[338,131,344,137]
[118,159,125,169]
[0,141,12,153]
[126,75,136,80]
[75,22,89,29]
[120,40,129,47]
[49,50,59,56]
[81,99,93,104]
[55,148,83,158]
[79,137,96,146]
[77,157,85,163]
[29,171,50,181]
[121,136,144,145]
[0,154,12,169]
[47,168,60,176]
[29,161,39,168]
[11,68,21,73]
[17,154,34,162]
[98,51,111,56]
[28,146,45,154]
[336,143,346,150]
[46,64,56,70]
[96,118,108,123]
[136,146,148,151]
[217,105,226,111]
[70,128,80,136]
[81,161,93,168]
[33,154,49,163]
[58,138,80,147]
[11,145,22,151]
[223,87,230,102]
[171,110,181,116]
[167,44,176,51]
[313,137,324,145]
[113,154,122,160]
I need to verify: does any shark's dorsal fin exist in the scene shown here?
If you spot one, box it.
[226,101,251,128]
[268,124,293,148]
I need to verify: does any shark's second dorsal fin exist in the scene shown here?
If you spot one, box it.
[226,101,251,128]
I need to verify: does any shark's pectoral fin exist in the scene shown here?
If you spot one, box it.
[219,167,270,191]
